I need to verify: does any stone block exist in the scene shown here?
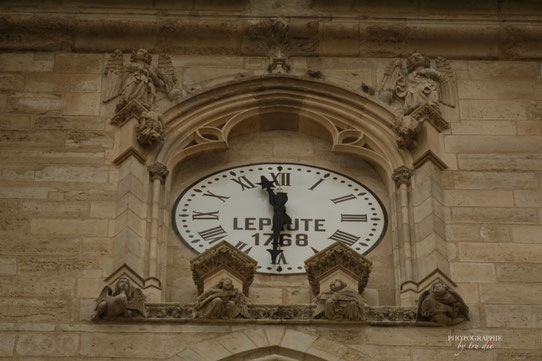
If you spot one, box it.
[512,225,542,243]
[0,332,15,354]
[451,207,537,224]
[280,329,318,352]
[0,113,32,130]
[35,165,109,183]
[26,73,100,92]
[479,224,512,242]
[16,334,79,356]
[217,331,257,355]
[63,92,100,116]
[0,185,48,199]
[0,296,70,322]
[450,262,496,283]
[286,286,312,304]
[190,338,232,361]
[480,283,542,304]
[445,135,542,153]
[0,258,17,275]
[264,326,285,346]
[517,120,542,136]
[467,60,540,80]
[54,53,103,73]
[310,337,369,361]
[1,168,35,182]
[445,190,514,207]
[7,92,62,114]
[22,201,88,217]
[514,190,542,207]
[90,200,117,219]
[457,79,537,100]
[77,278,104,298]
[30,218,109,236]
[412,349,492,361]
[496,351,542,361]
[457,154,542,171]
[0,73,24,91]
[451,120,516,135]
[0,53,54,72]
[365,327,451,346]
[496,263,542,282]
[458,243,542,263]
[34,115,105,131]
[305,346,342,361]
[527,101,542,120]
[243,327,269,348]
[459,99,527,120]
[80,333,182,358]
[485,304,542,328]
[446,224,480,241]
[250,287,283,304]
[1,275,74,297]
[321,22,360,56]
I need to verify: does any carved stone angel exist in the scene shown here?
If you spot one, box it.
[417,281,469,326]
[92,277,147,320]
[193,278,250,320]
[313,279,367,321]
[103,49,180,112]
[380,52,456,149]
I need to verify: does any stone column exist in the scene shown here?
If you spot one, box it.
[392,166,414,283]
[147,162,168,280]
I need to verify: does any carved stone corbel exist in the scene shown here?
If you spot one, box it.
[190,241,257,296]
[416,279,469,326]
[304,241,372,297]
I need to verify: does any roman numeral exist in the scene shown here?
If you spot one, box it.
[329,229,360,246]
[308,178,324,191]
[341,214,367,222]
[331,194,356,204]
[192,211,219,220]
[198,226,227,245]
[235,241,252,254]
[277,252,288,265]
[270,172,291,187]
[202,190,230,203]
[231,176,256,191]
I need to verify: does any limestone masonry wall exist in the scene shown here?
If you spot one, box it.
[0,1,541,360]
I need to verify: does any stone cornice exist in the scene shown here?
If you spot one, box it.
[1,11,542,59]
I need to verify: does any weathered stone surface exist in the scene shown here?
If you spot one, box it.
[33,115,105,130]
[496,263,542,282]
[445,135,542,153]
[7,92,62,114]
[512,225,542,243]
[0,275,74,297]
[457,154,542,171]
[0,53,54,72]
[216,331,257,355]
[451,120,517,135]
[467,61,540,80]
[517,121,542,136]
[54,53,103,73]
[280,329,318,353]
[480,283,542,304]
[0,334,16,357]
[63,92,100,116]
[459,243,542,263]
[0,297,70,322]
[411,348,492,361]
[30,218,108,236]
[457,79,538,100]
[26,73,100,92]
[190,338,232,361]
[16,334,79,357]
[311,337,370,361]
[496,351,542,361]
[452,171,538,189]
[485,304,542,328]
[22,201,88,217]
[514,190,542,207]
[0,73,24,91]
[34,165,109,183]
[445,190,514,207]
[459,99,527,120]
[365,327,451,346]
[450,262,496,282]
[0,258,17,275]
[527,101,542,120]
[0,113,32,130]
[451,207,537,224]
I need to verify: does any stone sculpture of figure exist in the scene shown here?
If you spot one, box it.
[92,277,147,320]
[193,278,250,319]
[417,281,469,326]
[103,49,179,113]
[313,279,367,321]
[136,110,164,146]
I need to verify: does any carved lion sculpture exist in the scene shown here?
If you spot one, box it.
[417,281,469,326]
[313,279,367,321]
[193,278,250,320]
[92,277,147,320]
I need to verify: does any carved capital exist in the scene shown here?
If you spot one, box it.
[147,162,169,182]
[392,166,413,187]
[304,242,372,296]
[190,241,257,296]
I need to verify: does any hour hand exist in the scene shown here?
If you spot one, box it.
[258,176,274,191]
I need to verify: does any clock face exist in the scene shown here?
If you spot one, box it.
[172,163,387,275]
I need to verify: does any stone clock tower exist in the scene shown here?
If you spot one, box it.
[0,1,541,360]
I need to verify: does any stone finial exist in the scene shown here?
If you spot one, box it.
[304,241,372,297]
[190,241,257,296]
[147,162,169,182]
[392,166,412,187]
[416,281,469,326]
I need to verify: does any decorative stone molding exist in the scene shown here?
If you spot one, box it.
[136,111,165,146]
[110,99,148,127]
[304,242,372,296]
[392,166,413,187]
[147,162,169,183]
[190,241,257,296]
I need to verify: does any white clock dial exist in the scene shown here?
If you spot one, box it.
[172,163,387,275]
